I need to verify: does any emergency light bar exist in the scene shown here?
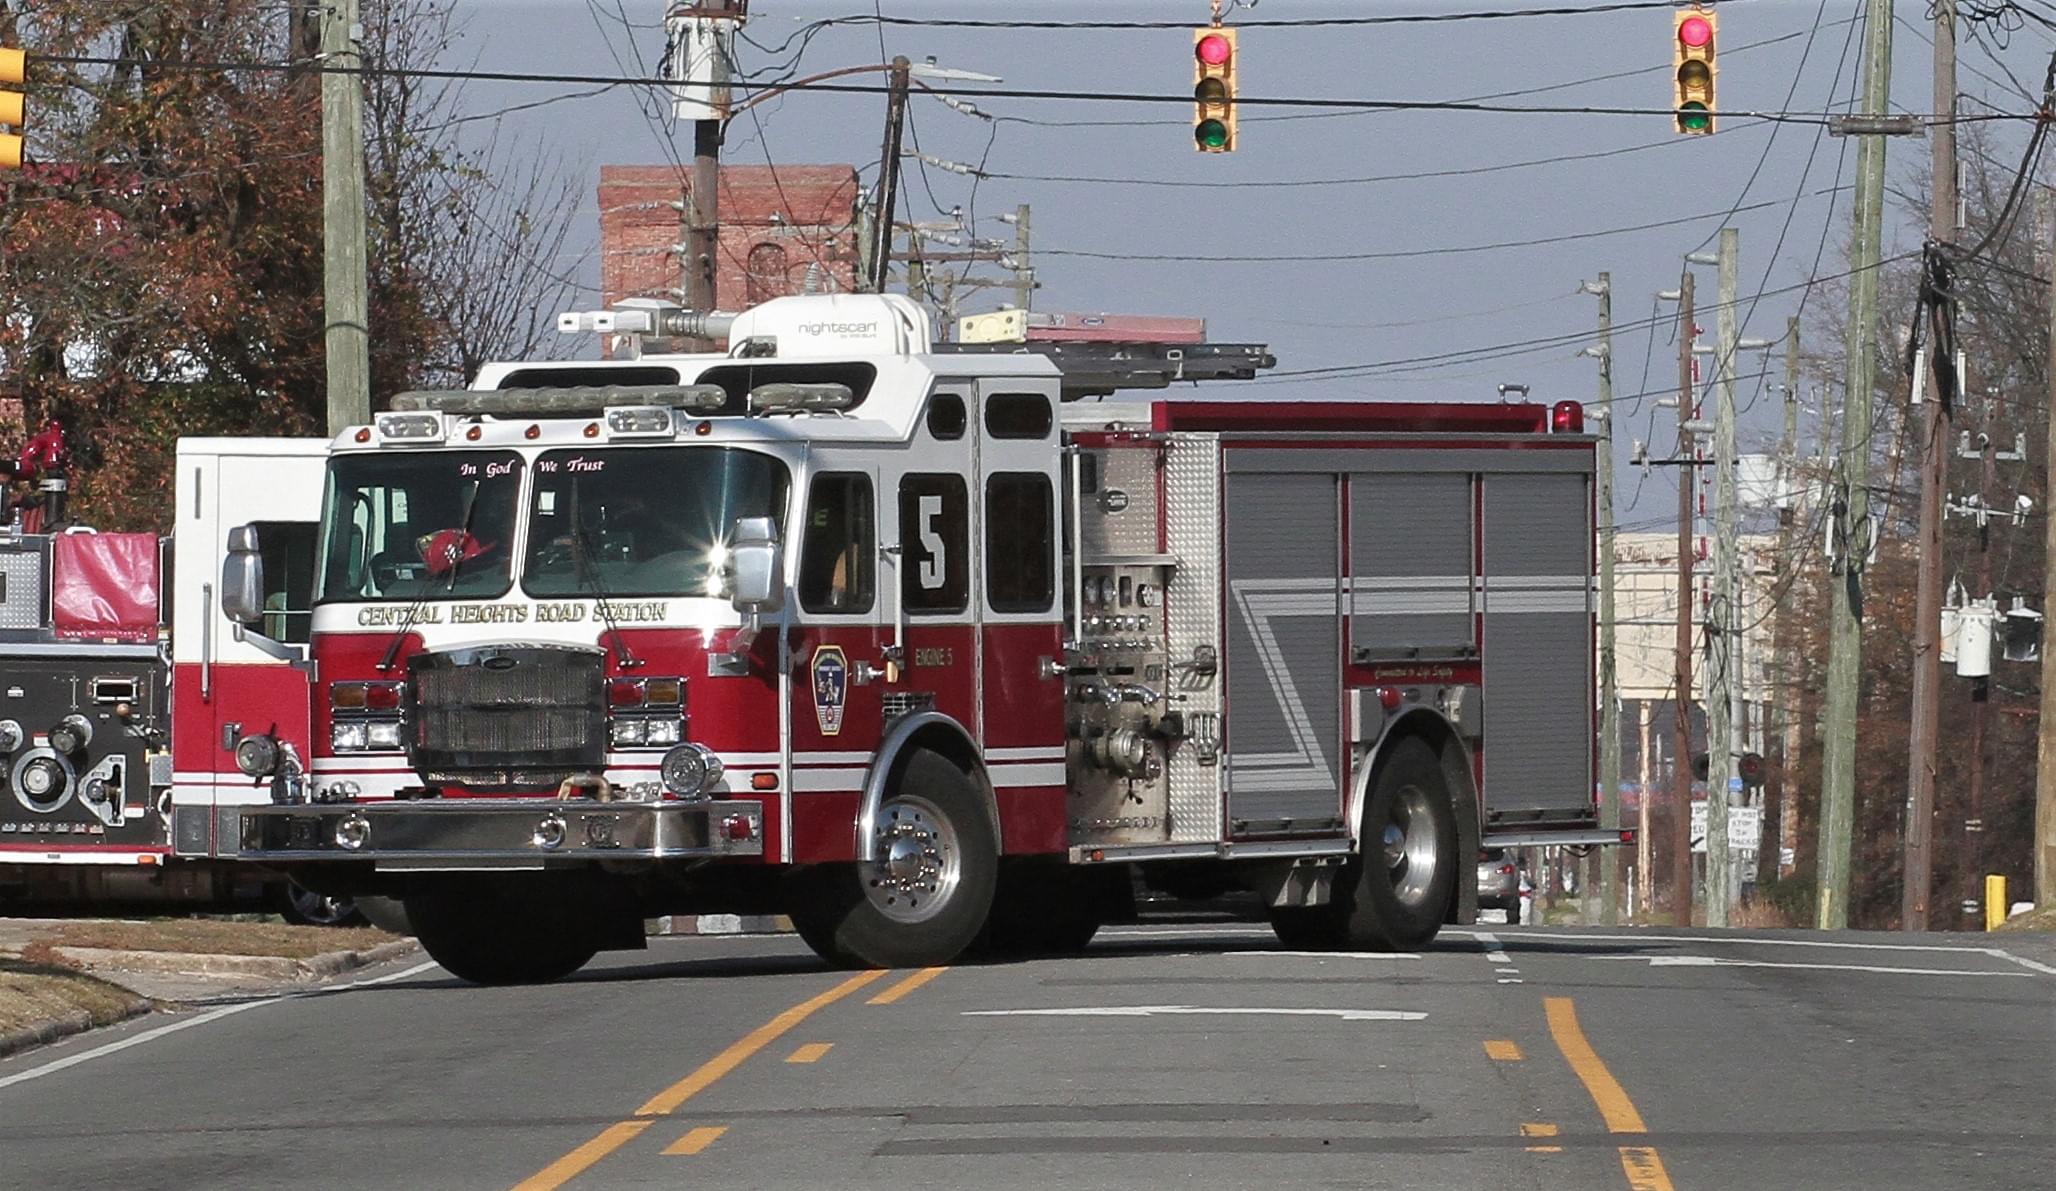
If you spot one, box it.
[391,385,728,416]
[748,383,856,414]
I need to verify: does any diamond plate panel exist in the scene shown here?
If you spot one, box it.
[0,548,46,630]
[1163,433,1222,843]
[1080,446,1162,557]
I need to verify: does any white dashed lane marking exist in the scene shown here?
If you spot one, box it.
[1476,930,1525,984]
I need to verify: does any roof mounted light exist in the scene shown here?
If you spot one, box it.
[375,412,445,445]
[748,383,856,414]
[605,406,678,438]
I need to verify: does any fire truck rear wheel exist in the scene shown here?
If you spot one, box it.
[791,751,997,969]
[1340,736,1457,950]
[405,879,603,986]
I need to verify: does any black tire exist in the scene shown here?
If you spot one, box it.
[404,879,602,986]
[276,879,366,928]
[1336,737,1459,950]
[980,859,1108,958]
[1266,903,1349,949]
[354,895,414,937]
[789,751,998,969]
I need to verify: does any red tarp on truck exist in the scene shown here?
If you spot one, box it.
[51,532,160,642]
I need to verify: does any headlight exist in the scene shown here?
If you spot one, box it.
[366,721,403,750]
[643,719,683,746]
[660,743,723,799]
[331,722,370,752]
[609,719,647,747]
[235,734,281,777]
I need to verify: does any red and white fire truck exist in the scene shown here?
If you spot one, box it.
[187,293,1610,983]
[0,437,337,914]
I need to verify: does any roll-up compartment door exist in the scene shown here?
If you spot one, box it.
[1224,471,1342,833]
[1481,472,1593,817]
[1350,473,1474,662]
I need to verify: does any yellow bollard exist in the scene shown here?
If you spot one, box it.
[1985,875,2007,932]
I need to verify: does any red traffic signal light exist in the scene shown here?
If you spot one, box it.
[1672,6,1717,135]
[1192,27,1238,153]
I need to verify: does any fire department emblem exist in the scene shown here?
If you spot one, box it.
[812,646,849,737]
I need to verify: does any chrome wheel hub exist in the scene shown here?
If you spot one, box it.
[1383,784,1443,910]
[863,795,961,925]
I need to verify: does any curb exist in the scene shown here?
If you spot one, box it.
[646,914,793,937]
[0,996,152,1061]
[49,937,422,983]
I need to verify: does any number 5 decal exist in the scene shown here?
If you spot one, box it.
[918,494,945,590]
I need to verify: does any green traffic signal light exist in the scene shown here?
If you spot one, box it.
[1677,102,1711,133]
[1195,118,1229,149]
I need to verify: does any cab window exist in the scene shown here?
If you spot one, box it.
[798,473,876,614]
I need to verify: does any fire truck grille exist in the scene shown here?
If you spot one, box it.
[406,646,606,790]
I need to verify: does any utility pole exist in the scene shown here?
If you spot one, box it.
[1903,0,1957,932]
[866,56,913,294]
[2037,207,2056,910]
[1696,229,1740,927]
[1582,273,1621,925]
[1765,317,1801,886]
[1638,701,1655,916]
[1672,269,1699,927]
[321,0,371,434]
[1012,203,1034,311]
[1819,0,1895,932]
[1962,386,1999,905]
[670,2,742,346]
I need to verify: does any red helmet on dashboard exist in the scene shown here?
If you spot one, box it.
[419,529,492,577]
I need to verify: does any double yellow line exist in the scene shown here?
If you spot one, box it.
[516,966,939,1190]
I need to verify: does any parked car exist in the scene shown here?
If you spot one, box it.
[1478,849,1521,923]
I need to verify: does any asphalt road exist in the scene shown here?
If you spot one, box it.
[1,920,2051,1190]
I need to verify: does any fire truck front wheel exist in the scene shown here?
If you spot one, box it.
[404,878,605,986]
[791,751,998,969]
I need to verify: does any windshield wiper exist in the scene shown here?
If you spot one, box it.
[377,483,481,673]
[570,515,641,671]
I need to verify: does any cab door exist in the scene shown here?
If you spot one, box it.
[974,382,1067,854]
[787,461,887,863]
[169,440,326,857]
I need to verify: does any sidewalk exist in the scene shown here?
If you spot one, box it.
[0,916,418,1059]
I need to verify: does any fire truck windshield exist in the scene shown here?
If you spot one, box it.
[522,446,789,599]
[316,451,524,603]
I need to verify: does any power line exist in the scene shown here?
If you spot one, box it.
[1038,188,1848,265]
[824,2,1775,30]
[25,54,2030,127]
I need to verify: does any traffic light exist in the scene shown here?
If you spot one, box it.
[1193,26,1237,153]
[1737,752,1766,790]
[1,46,23,169]
[1672,5,1717,135]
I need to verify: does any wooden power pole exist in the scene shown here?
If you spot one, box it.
[867,56,912,294]
[1903,0,1957,933]
[2038,206,2056,910]
[1673,269,1698,926]
[1818,0,1895,931]
[1586,271,1622,926]
[321,0,371,434]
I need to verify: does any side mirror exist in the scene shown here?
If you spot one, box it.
[221,524,266,626]
[727,516,785,615]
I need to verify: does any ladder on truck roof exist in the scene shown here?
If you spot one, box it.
[936,340,1277,399]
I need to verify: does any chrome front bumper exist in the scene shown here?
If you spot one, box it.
[233,798,765,870]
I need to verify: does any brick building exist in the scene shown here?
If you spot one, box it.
[597,164,861,312]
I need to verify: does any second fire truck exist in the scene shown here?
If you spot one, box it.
[179,293,1611,983]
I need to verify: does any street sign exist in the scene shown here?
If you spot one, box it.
[1690,802,1761,853]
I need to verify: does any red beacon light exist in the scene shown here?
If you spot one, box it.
[1550,400,1585,433]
